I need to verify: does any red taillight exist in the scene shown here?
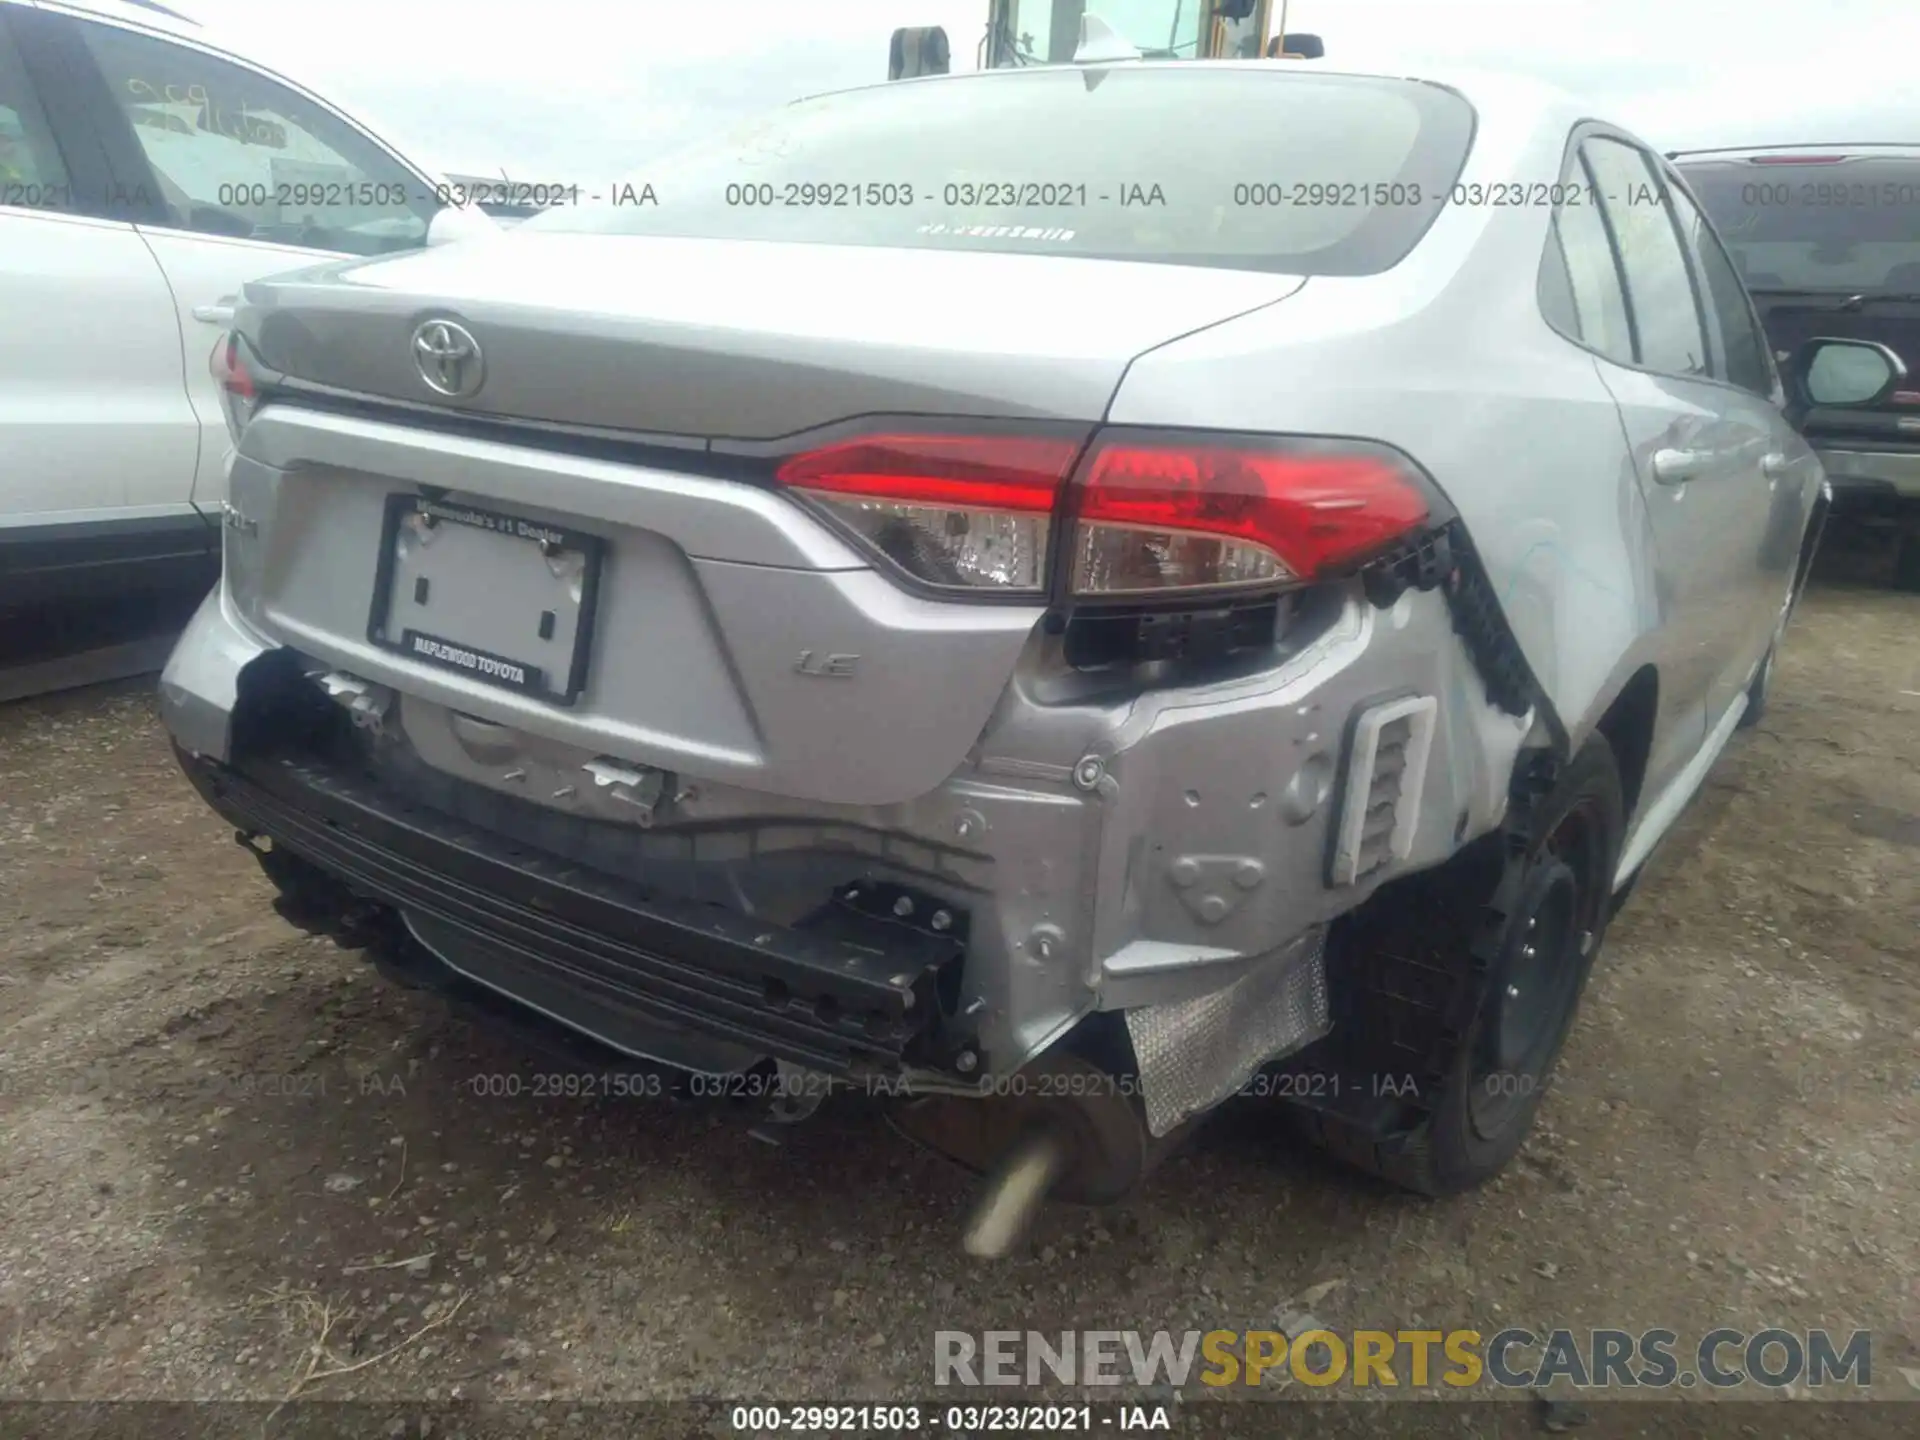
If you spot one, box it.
[208,332,257,443]
[775,434,1082,594]
[774,435,1078,512]
[773,428,1438,599]
[1071,440,1430,594]
[210,332,254,397]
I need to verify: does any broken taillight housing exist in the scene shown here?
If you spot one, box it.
[209,331,257,443]
[774,428,1443,600]
[775,433,1083,595]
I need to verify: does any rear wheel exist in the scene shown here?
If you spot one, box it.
[1291,736,1625,1195]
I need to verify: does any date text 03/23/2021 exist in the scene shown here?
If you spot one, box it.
[728,1405,1172,1433]
[442,1068,1432,1104]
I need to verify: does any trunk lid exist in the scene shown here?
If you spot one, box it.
[244,232,1306,437]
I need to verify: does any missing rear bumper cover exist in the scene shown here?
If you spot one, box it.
[179,746,968,1078]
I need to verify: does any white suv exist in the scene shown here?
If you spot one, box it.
[0,0,492,616]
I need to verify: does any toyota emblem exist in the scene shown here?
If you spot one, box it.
[411,318,485,399]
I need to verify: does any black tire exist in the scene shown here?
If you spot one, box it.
[1299,737,1625,1196]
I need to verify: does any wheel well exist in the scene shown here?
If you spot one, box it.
[1594,667,1658,820]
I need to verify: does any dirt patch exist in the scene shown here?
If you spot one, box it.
[2,566,1916,1421]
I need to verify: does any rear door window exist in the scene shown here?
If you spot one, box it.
[1539,156,1635,365]
[1666,175,1776,397]
[528,67,1477,276]
[1584,137,1712,379]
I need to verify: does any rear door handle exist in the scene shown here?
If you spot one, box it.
[1761,452,1791,480]
[191,298,237,325]
[1652,448,1710,485]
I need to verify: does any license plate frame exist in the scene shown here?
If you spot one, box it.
[366,493,605,706]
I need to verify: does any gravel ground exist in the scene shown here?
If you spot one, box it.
[1,546,1916,1434]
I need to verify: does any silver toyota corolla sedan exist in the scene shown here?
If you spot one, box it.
[159,59,1900,1255]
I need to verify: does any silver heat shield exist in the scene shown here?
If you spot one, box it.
[1125,927,1331,1138]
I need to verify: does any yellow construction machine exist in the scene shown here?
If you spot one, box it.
[889,1,1323,80]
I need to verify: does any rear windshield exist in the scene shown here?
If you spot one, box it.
[522,67,1476,276]
[1677,156,1920,294]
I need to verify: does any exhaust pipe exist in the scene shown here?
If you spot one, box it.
[961,1124,1073,1259]
[891,1046,1195,1257]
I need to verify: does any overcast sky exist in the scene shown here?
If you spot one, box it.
[186,0,1919,179]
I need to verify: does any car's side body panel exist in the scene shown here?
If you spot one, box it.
[1071,81,1825,892]
[0,0,479,614]
[0,204,207,603]
[1,1,208,602]
[1109,88,1684,766]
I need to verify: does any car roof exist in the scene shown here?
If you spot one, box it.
[1670,143,1920,164]
[9,0,205,38]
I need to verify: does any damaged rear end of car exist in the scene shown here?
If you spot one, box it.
[161,62,1571,1251]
